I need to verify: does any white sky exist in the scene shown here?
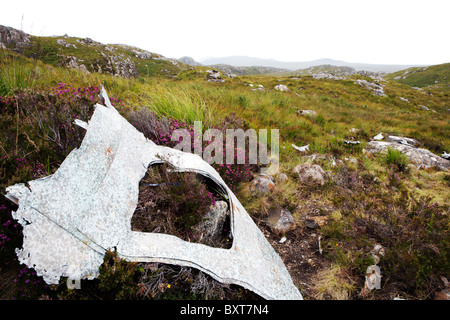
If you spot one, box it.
[1,0,449,65]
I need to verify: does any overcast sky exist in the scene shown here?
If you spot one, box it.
[1,0,449,65]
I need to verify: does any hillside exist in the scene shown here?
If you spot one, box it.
[0,25,188,78]
[386,63,450,92]
[0,25,449,302]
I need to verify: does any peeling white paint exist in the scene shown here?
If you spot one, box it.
[5,87,302,300]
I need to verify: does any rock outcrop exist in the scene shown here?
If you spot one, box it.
[365,141,449,170]
[0,25,183,78]
[0,25,31,51]
[355,79,386,97]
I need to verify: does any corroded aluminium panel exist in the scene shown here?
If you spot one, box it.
[6,87,302,300]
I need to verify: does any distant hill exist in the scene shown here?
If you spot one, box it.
[0,25,187,78]
[177,56,202,66]
[208,64,290,76]
[386,63,450,91]
[200,56,424,74]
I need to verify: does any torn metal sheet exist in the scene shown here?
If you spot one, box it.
[5,86,302,300]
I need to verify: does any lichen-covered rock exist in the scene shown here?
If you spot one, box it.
[296,110,317,117]
[251,174,275,194]
[274,84,289,92]
[386,135,419,147]
[266,208,297,236]
[355,79,386,97]
[0,25,30,51]
[293,163,326,185]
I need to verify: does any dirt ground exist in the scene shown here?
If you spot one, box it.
[261,223,328,299]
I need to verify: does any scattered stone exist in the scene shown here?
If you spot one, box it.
[292,144,309,152]
[274,84,289,92]
[305,219,319,229]
[297,110,317,117]
[250,85,265,92]
[386,135,419,147]
[399,97,409,103]
[312,73,343,80]
[370,244,385,264]
[306,216,328,229]
[61,56,89,73]
[418,105,429,111]
[344,140,360,145]
[373,133,384,140]
[276,173,288,183]
[435,288,450,300]
[343,157,358,164]
[266,208,297,237]
[206,69,225,83]
[130,48,153,60]
[251,174,275,194]
[355,79,386,97]
[56,39,77,49]
[293,163,326,185]
[442,151,450,160]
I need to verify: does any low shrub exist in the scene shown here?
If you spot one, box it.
[385,147,409,172]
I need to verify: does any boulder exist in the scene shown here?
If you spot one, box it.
[251,174,275,194]
[274,84,289,92]
[266,208,297,236]
[293,163,326,185]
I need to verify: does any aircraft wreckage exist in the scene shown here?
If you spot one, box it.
[5,87,302,300]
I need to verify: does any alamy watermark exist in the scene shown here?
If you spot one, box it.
[171,121,279,175]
